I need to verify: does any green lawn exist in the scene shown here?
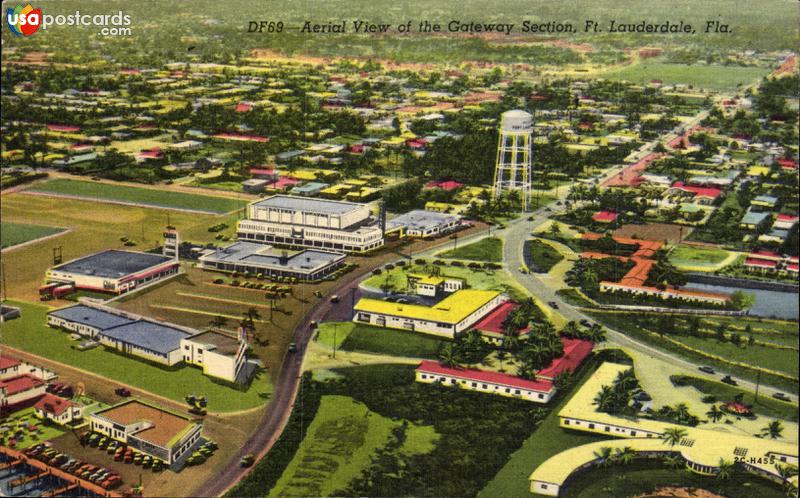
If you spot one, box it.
[438,237,503,262]
[479,357,612,498]
[672,335,799,378]
[557,460,783,498]
[340,324,447,358]
[672,375,798,422]
[525,239,565,273]
[2,301,271,413]
[601,63,769,91]
[363,264,528,301]
[27,179,246,214]
[269,395,437,497]
[1,222,66,249]
[669,244,730,266]
[316,321,355,349]
[0,407,68,449]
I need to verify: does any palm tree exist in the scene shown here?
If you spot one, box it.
[761,420,784,439]
[716,458,735,480]
[438,344,461,369]
[496,350,509,373]
[561,321,581,338]
[774,463,798,494]
[614,446,636,466]
[593,385,614,412]
[588,323,607,344]
[706,404,724,423]
[593,446,614,468]
[662,454,685,469]
[662,427,688,447]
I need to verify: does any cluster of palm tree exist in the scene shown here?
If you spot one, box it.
[437,330,491,368]
[593,446,638,468]
[653,403,699,427]
[514,322,565,381]
[592,368,639,415]
[560,321,607,344]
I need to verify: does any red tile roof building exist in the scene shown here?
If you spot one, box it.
[416,360,555,403]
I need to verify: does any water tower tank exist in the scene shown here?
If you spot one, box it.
[501,110,532,132]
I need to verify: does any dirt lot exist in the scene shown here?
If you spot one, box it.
[613,223,690,244]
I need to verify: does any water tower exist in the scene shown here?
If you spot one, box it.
[492,109,533,211]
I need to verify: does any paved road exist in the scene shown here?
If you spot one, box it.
[501,210,795,403]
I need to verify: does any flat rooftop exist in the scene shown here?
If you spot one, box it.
[49,304,133,331]
[100,320,192,355]
[52,250,173,279]
[202,242,344,271]
[251,194,363,216]
[186,330,240,356]
[386,209,460,231]
[355,290,502,325]
[94,399,196,448]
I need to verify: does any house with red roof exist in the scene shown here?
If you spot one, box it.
[592,210,618,224]
[415,360,555,403]
[424,180,464,191]
[0,374,47,414]
[472,301,530,342]
[537,339,594,381]
[668,182,723,205]
[134,147,164,162]
[777,158,798,171]
[773,214,799,231]
[33,393,83,426]
[0,355,55,382]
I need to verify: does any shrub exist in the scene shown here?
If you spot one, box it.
[372,269,382,275]
[213,278,225,284]
[396,261,406,267]
[701,395,717,403]
[450,260,464,267]
[385,263,395,270]
[231,280,240,287]
[414,258,427,265]
[433,260,445,265]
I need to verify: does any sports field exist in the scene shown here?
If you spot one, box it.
[1,222,66,249]
[2,300,271,413]
[0,193,234,301]
[269,395,438,497]
[668,244,737,271]
[27,179,246,213]
[600,63,769,92]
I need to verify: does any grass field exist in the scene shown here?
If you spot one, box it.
[479,357,612,498]
[438,237,503,262]
[1,222,66,249]
[2,300,271,413]
[524,239,565,273]
[0,194,234,302]
[269,395,437,497]
[363,264,528,301]
[668,244,734,271]
[556,460,783,498]
[339,324,447,358]
[671,375,798,422]
[600,63,769,91]
[672,335,799,378]
[27,179,246,213]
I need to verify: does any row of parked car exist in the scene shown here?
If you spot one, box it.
[45,382,74,398]
[24,444,122,490]
[83,433,165,471]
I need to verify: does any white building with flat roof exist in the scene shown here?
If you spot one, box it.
[237,195,384,253]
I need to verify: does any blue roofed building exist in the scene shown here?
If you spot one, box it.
[198,241,345,281]
[46,303,249,382]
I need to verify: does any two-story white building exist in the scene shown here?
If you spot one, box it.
[180,330,248,383]
[236,195,384,253]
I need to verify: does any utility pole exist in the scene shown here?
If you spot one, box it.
[332,323,338,359]
[350,287,356,319]
[754,369,761,404]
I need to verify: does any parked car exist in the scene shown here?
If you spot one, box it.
[330,295,340,303]
[240,454,255,467]
[721,375,738,386]
[547,301,559,309]
[772,392,790,401]
[288,342,297,353]
[115,387,132,397]
[698,366,715,374]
